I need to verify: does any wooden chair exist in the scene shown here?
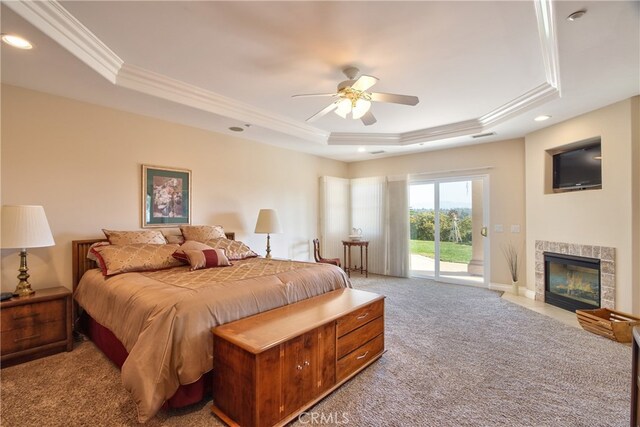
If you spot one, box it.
[313,239,341,268]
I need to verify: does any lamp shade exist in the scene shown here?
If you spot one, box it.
[254,209,282,234]
[1,205,55,249]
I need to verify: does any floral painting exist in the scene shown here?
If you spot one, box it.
[142,165,191,227]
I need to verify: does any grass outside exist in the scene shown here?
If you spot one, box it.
[410,240,472,264]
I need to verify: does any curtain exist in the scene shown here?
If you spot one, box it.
[320,175,410,277]
[351,177,387,275]
[386,176,410,277]
[319,176,350,260]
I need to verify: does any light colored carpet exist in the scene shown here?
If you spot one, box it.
[1,276,631,426]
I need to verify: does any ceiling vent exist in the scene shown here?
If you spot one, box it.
[370,150,386,155]
[471,132,496,139]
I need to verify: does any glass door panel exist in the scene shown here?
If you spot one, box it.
[410,177,487,286]
[409,183,435,278]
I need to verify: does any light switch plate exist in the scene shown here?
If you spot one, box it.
[494,224,504,233]
[511,225,521,233]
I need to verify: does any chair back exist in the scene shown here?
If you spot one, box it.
[312,239,321,262]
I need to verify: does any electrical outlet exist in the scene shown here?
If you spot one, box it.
[494,224,504,233]
[511,225,521,233]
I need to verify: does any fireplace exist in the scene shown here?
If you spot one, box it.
[544,252,600,312]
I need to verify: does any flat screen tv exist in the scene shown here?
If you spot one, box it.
[552,140,602,191]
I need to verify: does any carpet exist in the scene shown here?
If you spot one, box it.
[1,276,631,426]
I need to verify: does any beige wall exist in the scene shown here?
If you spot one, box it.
[348,139,526,286]
[525,97,639,313]
[0,85,348,292]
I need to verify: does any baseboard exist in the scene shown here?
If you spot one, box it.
[489,282,535,299]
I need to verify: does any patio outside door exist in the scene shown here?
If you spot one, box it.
[409,176,489,286]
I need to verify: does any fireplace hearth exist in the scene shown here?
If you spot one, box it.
[544,253,600,312]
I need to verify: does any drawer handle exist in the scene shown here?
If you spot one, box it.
[356,351,369,360]
[356,312,369,320]
[12,312,40,320]
[304,360,310,366]
[14,334,41,343]
[296,364,303,370]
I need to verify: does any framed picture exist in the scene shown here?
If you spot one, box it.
[142,164,191,228]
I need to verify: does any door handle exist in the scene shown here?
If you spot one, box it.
[481,226,488,237]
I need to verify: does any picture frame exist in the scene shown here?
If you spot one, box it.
[142,164,191,228]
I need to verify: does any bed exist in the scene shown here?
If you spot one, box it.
[71,233,351,423]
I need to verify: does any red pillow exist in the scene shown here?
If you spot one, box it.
[183,249,232,271]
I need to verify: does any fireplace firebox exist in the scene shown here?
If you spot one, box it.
[544,252,600,312]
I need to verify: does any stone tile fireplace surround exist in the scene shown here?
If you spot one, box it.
[535,240,615,309]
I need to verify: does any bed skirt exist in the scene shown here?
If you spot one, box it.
[81,312,210,409]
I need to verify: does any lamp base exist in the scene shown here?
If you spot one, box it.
[13,281,35,297]
[14,249,35,297]
[265,233,272,259]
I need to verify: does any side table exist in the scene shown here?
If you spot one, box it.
[342,240,369,278]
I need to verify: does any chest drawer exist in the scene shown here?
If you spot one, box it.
[336,299,384,337]
[337,316,384,359]
[1,299,66,332]
[337,334,384,382]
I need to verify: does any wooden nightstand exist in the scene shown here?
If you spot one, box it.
[1,287,73,367]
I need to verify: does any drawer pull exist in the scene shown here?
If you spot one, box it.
[356,312,369,320]
[14,334,41,343]
[304,360,310,366]
[356,351,369,360]
[296,364,303,370]
[12,312,40,320]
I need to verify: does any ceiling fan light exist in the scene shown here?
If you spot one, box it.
[352,99,371,120]
[335,99,351,118]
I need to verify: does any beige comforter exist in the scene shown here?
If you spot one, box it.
[74,257,350,423]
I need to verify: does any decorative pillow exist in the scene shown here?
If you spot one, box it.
[164,234,186,245]
[86,241,110,263]
[183,248,231,271]
[202,238,258,260]
[102,229,167,245]
[91,243,181,276]
[172,241,215,263]
[180,225,226,242]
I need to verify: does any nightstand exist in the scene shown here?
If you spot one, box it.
[1,287,73,367]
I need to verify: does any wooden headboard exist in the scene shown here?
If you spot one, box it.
[71,232,235,292]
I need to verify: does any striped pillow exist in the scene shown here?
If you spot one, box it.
[183,249,231,270]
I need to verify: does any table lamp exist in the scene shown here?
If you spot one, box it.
[254,209,282,259]
[1,205,55,296]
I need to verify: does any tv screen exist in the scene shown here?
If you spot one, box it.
[553,141,602,191]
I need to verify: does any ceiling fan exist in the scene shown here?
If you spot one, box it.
[292,66,419,126]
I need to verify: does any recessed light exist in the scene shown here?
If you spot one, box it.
[228,126,244,132]
[1,34,33,49]
[357,147,366,153]
[567,10,586,21]
[534,115,551,122]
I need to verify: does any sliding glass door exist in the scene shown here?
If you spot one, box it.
[410,176,488,286]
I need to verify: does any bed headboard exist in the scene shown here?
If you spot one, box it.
[71,232,235,292]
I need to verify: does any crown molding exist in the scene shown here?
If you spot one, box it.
[117,64,329,144]
[4,0,123,83]
[10,0,560,148]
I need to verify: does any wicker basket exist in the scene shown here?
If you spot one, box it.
[576,308,640,343]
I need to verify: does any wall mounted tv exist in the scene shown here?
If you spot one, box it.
[552,138,602,192]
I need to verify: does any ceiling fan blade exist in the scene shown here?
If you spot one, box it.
[351,75,378,92]
[306,102,339,122]
[361,110,377,126]
[292,93,337,98]
[370,92,419,106]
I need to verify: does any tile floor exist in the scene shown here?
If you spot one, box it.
[502,292,580,328]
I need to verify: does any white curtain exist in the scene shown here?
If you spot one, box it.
[351,177,387,275]
[320,175,410,278]
[386,176,410,277]
[319,176,350,260]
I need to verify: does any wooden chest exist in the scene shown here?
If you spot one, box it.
[211,288,384,427]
